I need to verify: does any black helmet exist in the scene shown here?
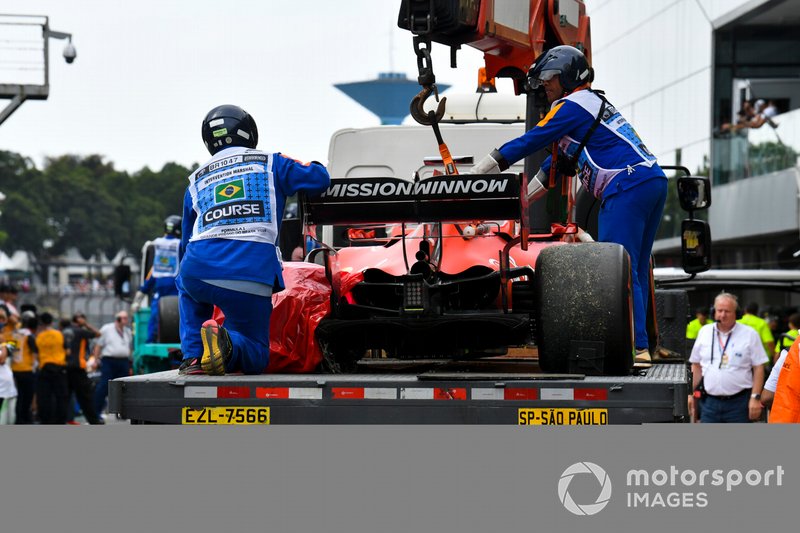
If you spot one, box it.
[527,45,593,94]
[164,215,182,237]
[201,105,258,155]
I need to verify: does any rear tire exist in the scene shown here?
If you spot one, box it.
[534,243,634,375]
[157,295,180,344]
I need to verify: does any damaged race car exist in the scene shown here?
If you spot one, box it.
[298,171,639,376]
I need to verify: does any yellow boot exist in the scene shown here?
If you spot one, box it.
[634,348,653,368]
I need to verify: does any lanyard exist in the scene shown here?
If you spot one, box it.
[711,326,734,368]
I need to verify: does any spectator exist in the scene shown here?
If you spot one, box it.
[765,314,779,341]
[92,310,132,417]
[62,312,103,425]
[0,304,18,424]
[746,99,779,129]
[775,313,799,356]
[686,306,713,348]
[719,100,755,134]
[35,312,69,424]
[0,285,20,319]
[738,302,775,363]
[11,310,37,424]
[688,292,768,423]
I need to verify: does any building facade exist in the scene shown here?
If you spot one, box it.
[587,0,800,273]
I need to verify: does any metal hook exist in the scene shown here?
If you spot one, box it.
[410,85,446,125]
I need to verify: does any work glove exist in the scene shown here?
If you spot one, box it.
[526,169,549,202]
[576,228,595,243]
[472,153,500,174]
[471,149,509,175]
[131,290,146,314]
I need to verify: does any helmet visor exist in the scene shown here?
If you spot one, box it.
[529,69,561,89]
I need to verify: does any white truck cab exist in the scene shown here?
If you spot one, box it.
[321,94,527,246]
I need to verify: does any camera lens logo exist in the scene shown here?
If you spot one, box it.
[558,462,612,516]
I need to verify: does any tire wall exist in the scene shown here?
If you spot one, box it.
[534,243,634,375]
[157,295,180,344]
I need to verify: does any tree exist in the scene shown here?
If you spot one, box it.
[0,191,54,255]
[0,151,190,262]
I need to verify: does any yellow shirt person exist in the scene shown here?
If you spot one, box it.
[738,310,775,362]
[686,308,712,341]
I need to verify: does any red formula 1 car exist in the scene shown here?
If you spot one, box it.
[297,172,637,376]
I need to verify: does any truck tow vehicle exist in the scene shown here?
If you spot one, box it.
[109,0,711,425]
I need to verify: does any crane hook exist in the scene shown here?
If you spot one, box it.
[410,85,446,125]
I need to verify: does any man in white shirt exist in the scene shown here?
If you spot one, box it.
[92,311,132,416]
[689,292,767,423]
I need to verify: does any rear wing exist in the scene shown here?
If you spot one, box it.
[301,174,526,225]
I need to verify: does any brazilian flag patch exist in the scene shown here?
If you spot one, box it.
[215,179,245,202]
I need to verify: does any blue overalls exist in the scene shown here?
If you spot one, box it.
[498,88,667,350]
[139,235,179,343]
[178,146,330,374]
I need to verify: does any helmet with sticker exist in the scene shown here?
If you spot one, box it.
[164,215,182,237]
[527,45,593,93]
[201,105,259,155]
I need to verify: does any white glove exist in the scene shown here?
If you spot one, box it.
[526,169,549,202]
[131,290,145,313]
[472,153,501,175]
[576,228,595,243]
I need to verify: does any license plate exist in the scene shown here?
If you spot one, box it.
[518,408,608,425]
[182,407,270,425]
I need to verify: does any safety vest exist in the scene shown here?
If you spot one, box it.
[555,90,658,198]
[776,329,798,355]
[152,236,180,278]
[770,337,800,423]
[187,148,278,246]
[738,313,774,356]
[686,318,713,340]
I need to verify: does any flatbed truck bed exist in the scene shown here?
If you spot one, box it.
[108,360,690,424]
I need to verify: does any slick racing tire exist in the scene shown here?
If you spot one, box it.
[157,295,180,344]
[533,243,634,375]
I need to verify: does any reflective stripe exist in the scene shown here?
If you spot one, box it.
[536,101,565,128]
[184,386,217,398]
[400,388,467,400]
[184,385,607,402]
[331,387,398,400]
[217,386,250,398]
[574,388,608,401]
[540,388,574,401]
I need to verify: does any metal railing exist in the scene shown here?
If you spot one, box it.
[19,290,127,327]
[713,108,800,185]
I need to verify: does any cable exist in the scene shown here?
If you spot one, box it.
[474,90,484,121]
